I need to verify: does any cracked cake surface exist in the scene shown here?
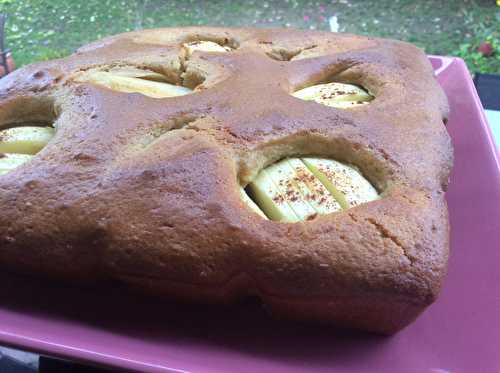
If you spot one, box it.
[0,27,452,334]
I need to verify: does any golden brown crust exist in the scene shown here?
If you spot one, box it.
[0,27,452,334]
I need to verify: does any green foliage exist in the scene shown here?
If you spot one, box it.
[1,0,145,66]
[452,11,500,74]
[454,37,500,74]
[0,0,499,74]
[33,47,70,62]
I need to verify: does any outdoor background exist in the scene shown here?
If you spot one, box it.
[1,0,499,74]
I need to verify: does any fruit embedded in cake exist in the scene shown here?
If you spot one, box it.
[244,158,378,222]
[0,126,55,175]
[293,82,373,108]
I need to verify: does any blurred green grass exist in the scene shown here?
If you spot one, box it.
[1,0,499,73]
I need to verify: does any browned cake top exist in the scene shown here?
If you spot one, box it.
[0,27,452,314]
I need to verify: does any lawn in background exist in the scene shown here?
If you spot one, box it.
[1,0,499,73]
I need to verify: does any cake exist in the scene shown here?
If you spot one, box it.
[0,27,453,334]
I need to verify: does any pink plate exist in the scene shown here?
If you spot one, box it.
[0,56,499,373]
